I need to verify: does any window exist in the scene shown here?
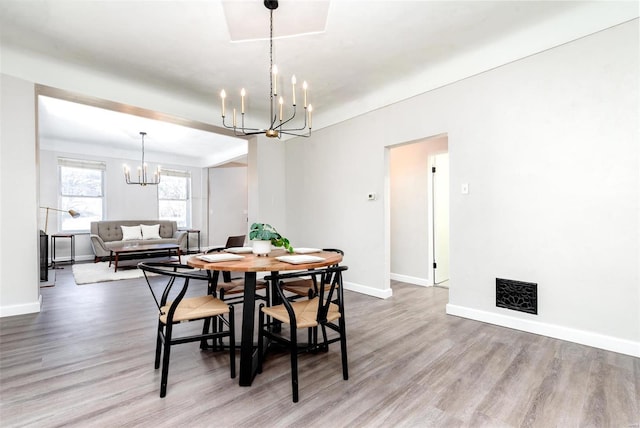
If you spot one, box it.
[58,158,105,231]
[158,169,191,228]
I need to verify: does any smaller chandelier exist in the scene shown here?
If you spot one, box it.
[220,0,312,139]
[123,132,161,186]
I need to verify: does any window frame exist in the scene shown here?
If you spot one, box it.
[157,168,192,228]
[57,157,106,232]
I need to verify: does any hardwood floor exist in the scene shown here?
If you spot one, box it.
[1,266,638,427]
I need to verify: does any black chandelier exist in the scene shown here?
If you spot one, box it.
[220,0,312,139]
[123,132,161,186]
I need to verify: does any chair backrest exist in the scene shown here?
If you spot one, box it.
[138,261,208,313]
[225,235,246,248]
[265,265,348,328]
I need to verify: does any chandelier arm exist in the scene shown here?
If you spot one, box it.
[279,130,311,138]
[275,108,310,132]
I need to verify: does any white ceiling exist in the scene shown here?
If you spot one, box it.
[1,0,633,167]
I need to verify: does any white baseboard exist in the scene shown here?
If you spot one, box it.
[0,295,42,317]
[390,273,431,287]
[446,304,640,358]
[344,281,393,299]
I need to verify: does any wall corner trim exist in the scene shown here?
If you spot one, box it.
[344,281,393,299]
[390,273,431,287]
[446,304,640,358]
[0,295,42,318]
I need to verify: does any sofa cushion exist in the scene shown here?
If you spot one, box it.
[121,225,142,241]
[141,224,161,240]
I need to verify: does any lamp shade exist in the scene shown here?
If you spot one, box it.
[40,206,81,234]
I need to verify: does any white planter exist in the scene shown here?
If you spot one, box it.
[252,240,272,256]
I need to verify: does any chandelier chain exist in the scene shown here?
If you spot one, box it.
[269,9,274,125]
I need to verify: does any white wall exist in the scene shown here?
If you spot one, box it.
[247,136,288,236]
[208,165,248,246]
[389,136,448,286]
[284,21,639,356]
[0,75,40,316]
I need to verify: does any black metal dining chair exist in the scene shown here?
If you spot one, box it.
[204,235,268,305]
[139,261,235,397]
[258,265,349,402]
[280,248,344,301]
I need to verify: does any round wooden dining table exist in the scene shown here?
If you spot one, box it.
[188,248,343,386]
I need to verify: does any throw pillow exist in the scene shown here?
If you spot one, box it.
[140,224,162,240]
[121,225,142,241]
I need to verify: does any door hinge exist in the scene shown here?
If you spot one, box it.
[432,166,436,173]
[433,262,437,269]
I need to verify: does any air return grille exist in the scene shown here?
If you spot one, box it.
[496,278,537,315]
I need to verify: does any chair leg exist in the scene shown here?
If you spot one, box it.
[339,318,348,380]
[160,324,173,398]
[290,328,299,403]
[257,304,265,374]
[228,307,236,378]
[155,321,163,369]
[200,317,211,349]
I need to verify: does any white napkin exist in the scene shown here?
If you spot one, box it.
[198,253,245,262]
[276,255,326,265]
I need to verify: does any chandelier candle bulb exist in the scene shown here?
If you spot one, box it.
[272,65,278,95]
[233,108,237,127]
[220,90,226,117]
[240,88,246,113]
[279,97,284,121]
[303,81,308,108]
[308,104,313,129]
[291,75,296,105]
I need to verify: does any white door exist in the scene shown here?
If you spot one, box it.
[432,153,450,285]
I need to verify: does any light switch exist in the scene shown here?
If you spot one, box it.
[461,183,469,194]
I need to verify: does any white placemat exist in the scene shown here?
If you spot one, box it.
[224,247,253,254]
[293,247,322,254]
[276,255,326,265]
[198,253,245,262]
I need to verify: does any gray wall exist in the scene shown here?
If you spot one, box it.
[283,21,639,355]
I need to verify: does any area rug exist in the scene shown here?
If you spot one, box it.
[72,255,196,285]
[72,262,150,285]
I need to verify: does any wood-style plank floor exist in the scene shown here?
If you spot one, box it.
[1,265,638,427]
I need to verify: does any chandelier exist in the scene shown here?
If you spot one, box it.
[220,0,312,139]
[123,132,161,186]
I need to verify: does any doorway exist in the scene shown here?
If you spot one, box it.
[388,135,449,288]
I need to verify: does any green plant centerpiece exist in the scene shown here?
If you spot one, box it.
[249,223,294,255]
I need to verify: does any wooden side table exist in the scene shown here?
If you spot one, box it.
[51,233,75,268]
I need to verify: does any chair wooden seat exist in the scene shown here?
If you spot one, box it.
[160,295,229,323]
[262,298,341,328]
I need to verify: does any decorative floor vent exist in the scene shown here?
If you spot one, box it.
[496,278,537,315]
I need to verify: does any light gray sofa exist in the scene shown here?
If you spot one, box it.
[90,220,187,262]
